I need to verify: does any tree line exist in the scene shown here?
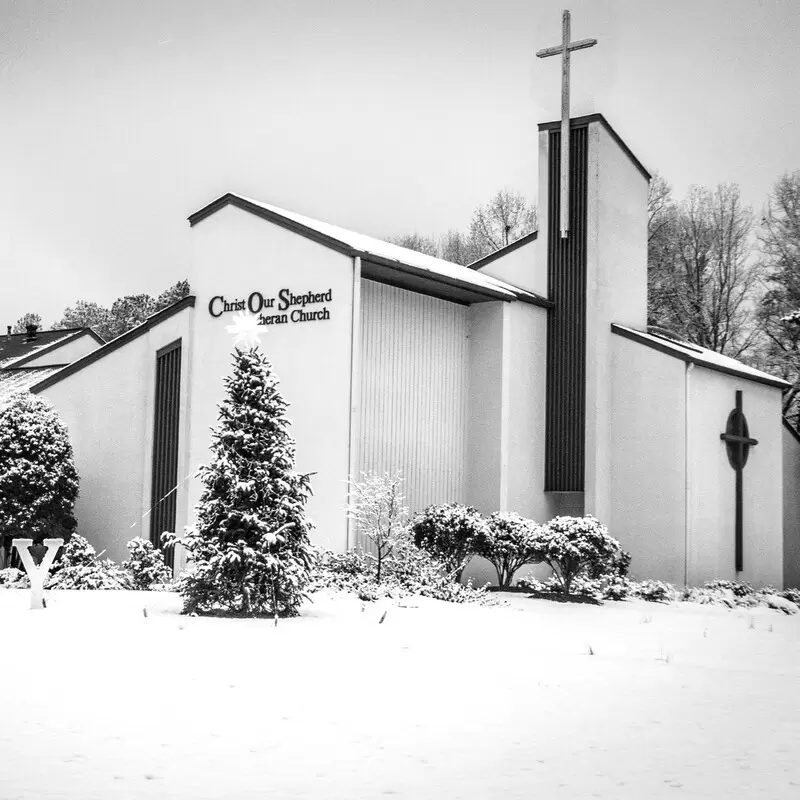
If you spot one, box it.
[391,175,800,430]
[12,280,190,342]
[12,171,800,427]
[647,171,800,428]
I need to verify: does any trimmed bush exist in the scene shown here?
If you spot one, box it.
[0,394,78,564]
[123,537,173,590]
[410,503,489,582]
[47,534,132,590]
[476,511,542,588]
[529,515,621,596]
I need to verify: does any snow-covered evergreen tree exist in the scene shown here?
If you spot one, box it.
[175,347,315,616]
[0,394,78,562]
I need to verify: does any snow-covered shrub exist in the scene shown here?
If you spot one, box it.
[308,547,377,599]
[603,577,632,601]
[309,534,494,605]
[476,511,542,588]
[518,572,630,602]
[631,579,674,603]
[169,348,315,617]
[0,567,29,588]
[0,394,79,564]
[387,531,493,603]
[410,503,489,582]
[122,537,173,590]
[347,472,408,583]
[587,548,632,580]
[50,533,94,570]
[46,533,132,590]
[781,587,800,606]
[528,515,621,596]
[704,579,755,598]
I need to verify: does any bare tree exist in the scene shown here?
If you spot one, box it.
[647,173,680,328]
[387,233,438,257]
[347,472,408,584]
[386,190,537,266]
[469,189,538,256]
[438,229,482,266]
[754,171,800,425]
[650,183,759,358]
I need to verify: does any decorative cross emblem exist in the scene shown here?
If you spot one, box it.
[719,391,758,572]
[536,10,597,239]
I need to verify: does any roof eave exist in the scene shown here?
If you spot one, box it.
[611,324,791,390]
[467,231,538,271]
[30,296,196,394]
[538,114,651,182]
[189,193,527,304]
[4,329,105,370]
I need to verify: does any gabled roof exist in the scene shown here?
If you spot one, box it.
[189,194,551,308]
[30,296,196,394]
[611,324,791,390]
[0,328,103,369]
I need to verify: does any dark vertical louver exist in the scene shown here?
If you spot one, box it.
[150,340,182,566]
[545,125,588,491]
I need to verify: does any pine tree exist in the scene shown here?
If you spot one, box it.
[176,348,315,616]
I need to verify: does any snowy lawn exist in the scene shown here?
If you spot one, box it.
[1,588,799,800]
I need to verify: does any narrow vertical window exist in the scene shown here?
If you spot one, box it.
[150,340,182,565]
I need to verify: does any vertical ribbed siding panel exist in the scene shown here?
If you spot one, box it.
[358,280,469,550]
[150,341,182,566]
[545,126,588,491]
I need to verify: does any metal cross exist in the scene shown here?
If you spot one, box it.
[719,391,758,572]
[536,10,597,238]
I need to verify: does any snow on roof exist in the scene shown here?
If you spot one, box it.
[237,196,529,299]
[190,194,543,304]
[0,330,84,369]
[0,366,66,404]
[612,324,791,389]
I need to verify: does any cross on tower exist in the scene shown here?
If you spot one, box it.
[536,10,597,238]
[719,391,758,572]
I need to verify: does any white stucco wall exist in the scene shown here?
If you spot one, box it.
[584,121,650,527]
[465,302,506,515]
[37,308,194,564]
[688,368,783,587]
[358,279,469,514]
[782,424,800,588]
[505,302,548,521]
[610,336,687,583]
[20,332,102,368]
[474,237,545,297]
[610,335,784,587]
[463,300,550,587]
[188,206,355,552]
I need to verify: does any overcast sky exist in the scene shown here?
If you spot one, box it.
[1,0,798,329]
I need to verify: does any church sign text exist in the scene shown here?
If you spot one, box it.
[208,289,333,326]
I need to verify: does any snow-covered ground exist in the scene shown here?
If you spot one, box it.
[1,588,799,799]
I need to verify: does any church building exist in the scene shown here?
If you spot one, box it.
[3,113,799,589]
